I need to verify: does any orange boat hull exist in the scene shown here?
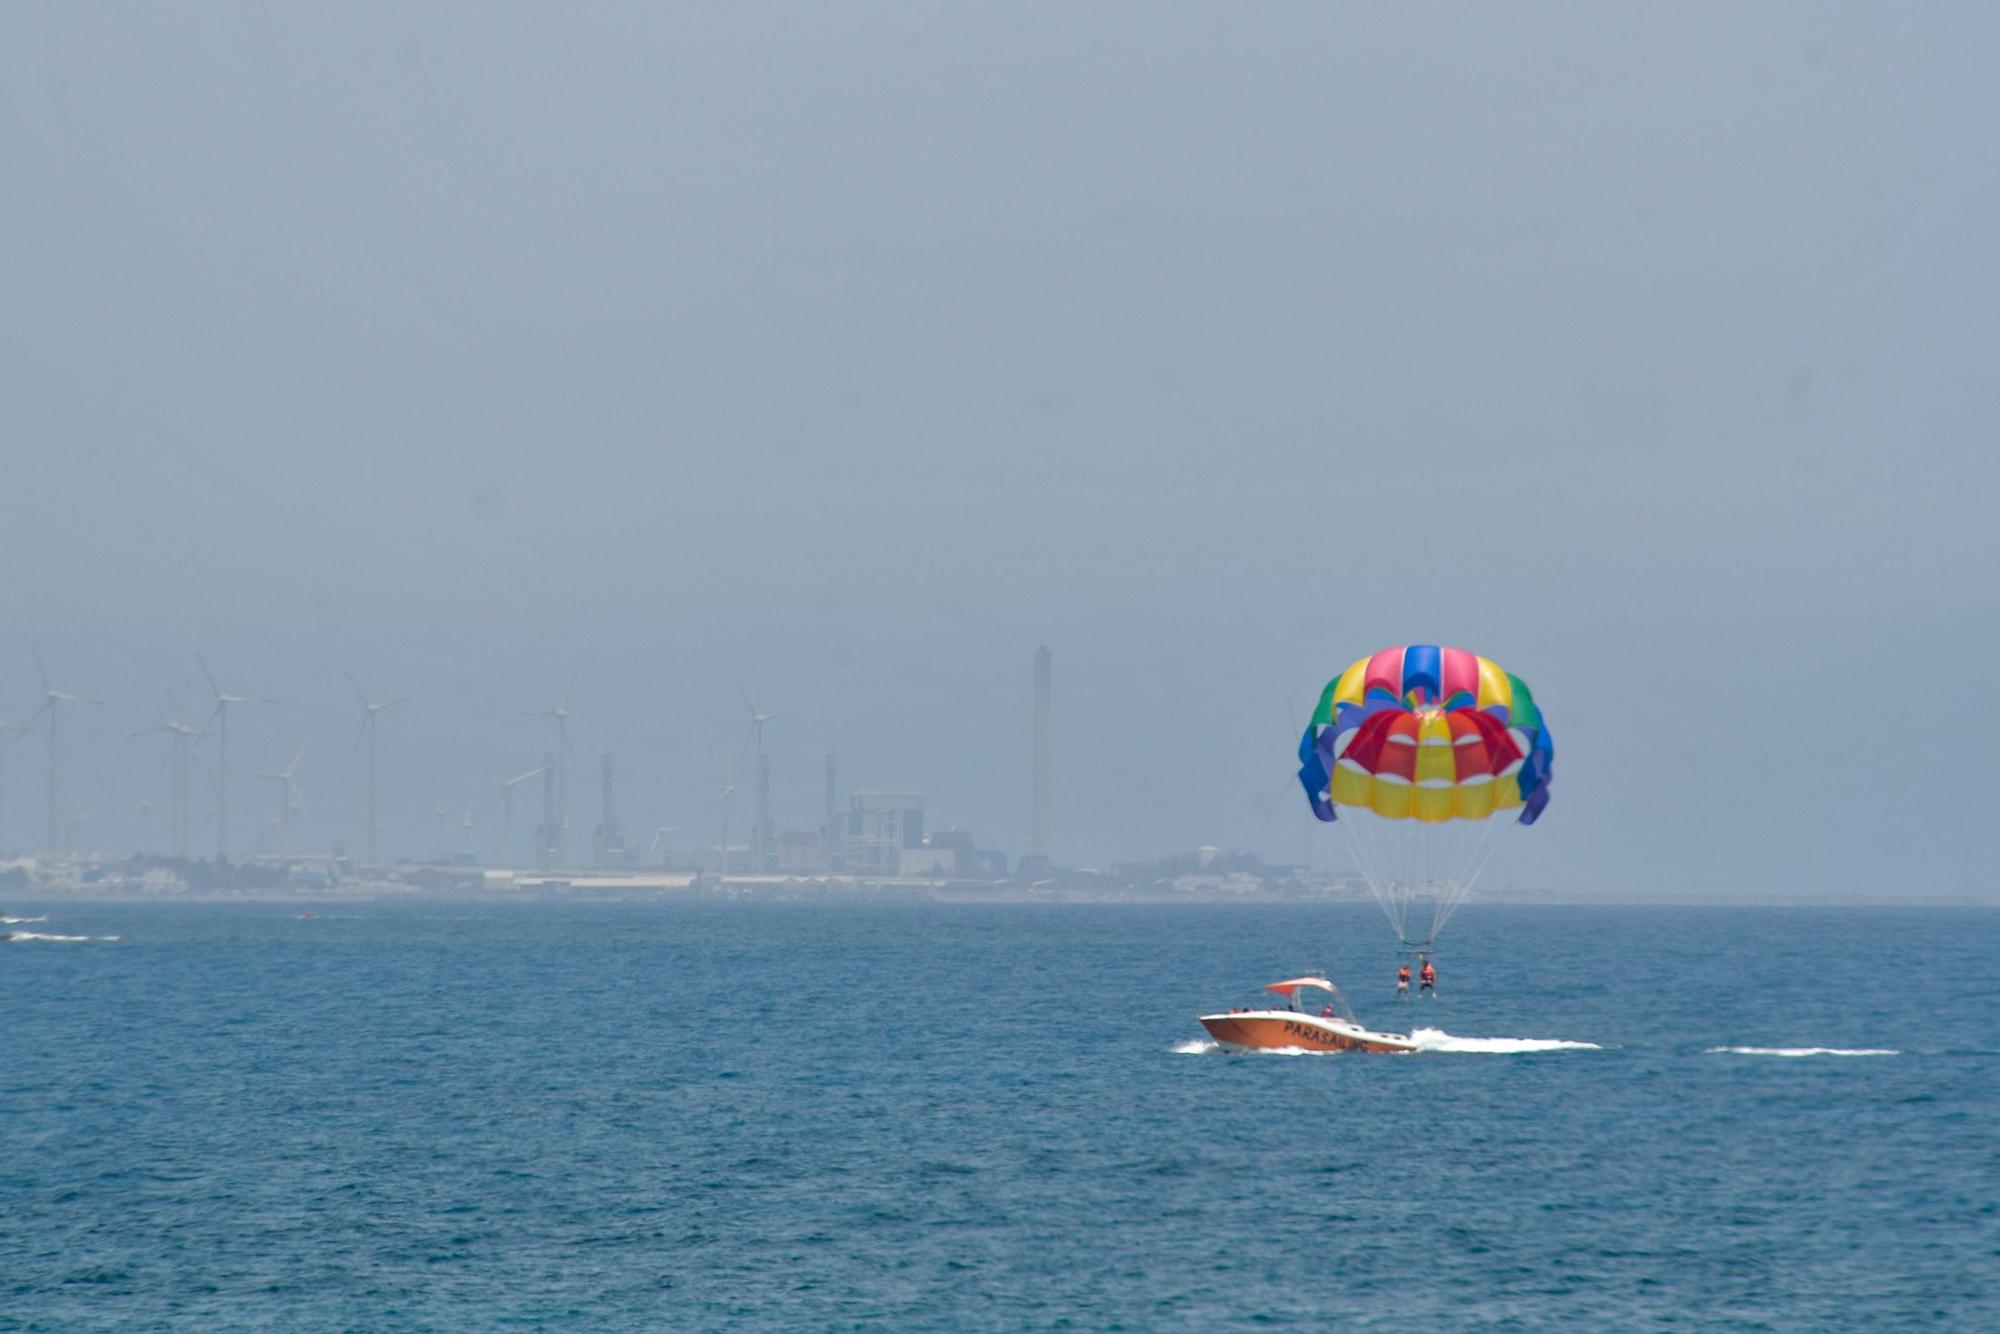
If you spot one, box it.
[1198,1011,1417,1054]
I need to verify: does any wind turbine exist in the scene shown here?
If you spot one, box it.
[737,683,792,872]
[459,806,474,862]
[524,675,577,865]
[132,688,201,858]
[197,654,273,862]
[499,765,546,869]
[345,672,405,867]
[715,751,737,875]
[26,648,102,854]
[254,748,305,856]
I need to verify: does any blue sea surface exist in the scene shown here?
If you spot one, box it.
[4,901,1996,1329]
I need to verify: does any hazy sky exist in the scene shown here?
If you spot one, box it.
[3,3,1996,898]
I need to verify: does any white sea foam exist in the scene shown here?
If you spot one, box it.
[1704,1046,1899,1058]
[1,915,49,924]
[7,931,93,943]
[1407,1027,1601,1054]
[1172,1038,1218,1055]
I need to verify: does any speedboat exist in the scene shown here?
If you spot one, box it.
[1198,976,1419,1053]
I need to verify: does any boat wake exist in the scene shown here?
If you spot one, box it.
[2,915,50,924]
[6,931,118,943]
[1173,1039,1220,1055]
[1705,1046,1898,1058]
[1407,1027,1601,1054]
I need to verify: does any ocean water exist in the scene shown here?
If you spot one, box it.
[4,900,1996,1330]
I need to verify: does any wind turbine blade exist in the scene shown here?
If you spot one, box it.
[198,653,221,699]
[559,672,576,712]
[343,670,371,708]
[767,708,795,723]
[737,680,757,716]
[27,698,52,727]
[32,646,51,693]
[352,713,370,757]
[380,697,407,713]
[1260,770,1298,825]
[287,747,305,776]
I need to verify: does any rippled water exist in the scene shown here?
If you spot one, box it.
[4,901,1995,1328]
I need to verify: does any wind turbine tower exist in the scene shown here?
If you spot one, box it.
[526,677,576,867]
[345,672,405,867]
[254,748,305,856]
[716,752,737,875]
[27,649,101,854]
[198,654,273,862]
[500,764,546,869]
[132,691,201,858]
[538,752,557,870]
[1033,645,1052,860]
[737,684,791,873]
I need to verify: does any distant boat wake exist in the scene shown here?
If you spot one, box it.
[1705,1046,1899,1058]
[5,931,119,943]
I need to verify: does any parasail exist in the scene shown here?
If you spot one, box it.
[1296,645,1552,951]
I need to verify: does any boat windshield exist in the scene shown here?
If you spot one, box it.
[1263,978,1357,1024]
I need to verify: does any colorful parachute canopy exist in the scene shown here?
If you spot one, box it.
[1296,645,1553,826]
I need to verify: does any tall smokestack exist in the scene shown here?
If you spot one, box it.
[596,751,620,867]
[824,752,838,866]
[1032,645,1051,859]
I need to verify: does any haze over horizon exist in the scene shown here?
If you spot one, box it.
[4,4,1996,898]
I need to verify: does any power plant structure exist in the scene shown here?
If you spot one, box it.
[594,751,627,867]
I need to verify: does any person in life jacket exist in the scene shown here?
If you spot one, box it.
[1419,959,1437,995]
[1396,964,1411,996]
